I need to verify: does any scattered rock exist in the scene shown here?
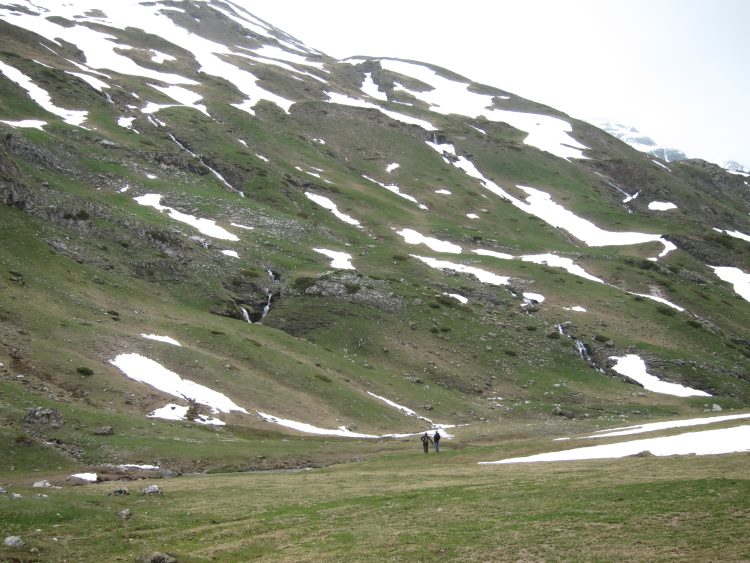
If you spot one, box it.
[117,508,133,520]
[712,404,723,412]
[3,536,24,548]
[422,404,434,411]
[32,480,52,488]
[23,407,63,427]
[142,484,162,495]
[0,487,6,494]
[93,425,114,436]
[109,486,130,496]
[138,552,176,563]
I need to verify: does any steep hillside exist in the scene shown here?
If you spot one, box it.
[1,0,749,473]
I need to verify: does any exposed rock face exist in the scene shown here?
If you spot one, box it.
[23,407,63,427]
[302,273,402,312]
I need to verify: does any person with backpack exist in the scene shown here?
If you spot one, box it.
[433,430,441,452]
[420,432,432,453]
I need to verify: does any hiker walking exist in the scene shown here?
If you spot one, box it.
[420,432,432,453]
[433,430,441,452]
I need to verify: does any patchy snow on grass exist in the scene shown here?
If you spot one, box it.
[466,213,480,219]
[563,306,587,312]
[0,60,88,126]
[444,293,468,304]
[134,193,239,241]
[67,71,109,92]
[149,403,225,425]
[710,266,750,302]
[428,142,672,258]
[258,412,379,438]
[363,175,428,210]
[326,91,437,130]
[648,201,677,211]
[305,192,361,227]
[396,228,461,253]
[434,189,452,195]
[314,248,355,270]
[480,425,750,464]
[412,255,510,286]
[378,59,587,160]
[117,116,136,130]
[361,72,388,101]
[609,354,710,397]
[713,228,750,243]
[110,353,249,414]
[221,250,239,258]
[585,413,750,439]
[230,222,254,230]
[520,253,604,283]
[149,84,208,115]
[140,334,181,346]
[386,162,400,173]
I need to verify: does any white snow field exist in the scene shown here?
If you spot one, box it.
[133,193,239,241]
[608,354,710,397]
[479,425,750,464]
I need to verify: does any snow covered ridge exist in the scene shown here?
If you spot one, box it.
[0,0,325,121]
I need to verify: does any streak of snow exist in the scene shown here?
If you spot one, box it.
[0,60,87,126]
[149,84,208,115]
[363,175,428,209]
[609,354,710,397]
[479,425,750,464]
[140,334,181,346]
[585,413,750,438]
[314,248,355,270]
[67,71,109,92]
[221,250,239,258]
[117,116,136,130]
[396,228,461,253]
[444,293,468,304]
[412,255,509,286]
[326,91,437,130]
[110,353,249,414]
[563,306,587,312]
[713,228,750,242]
[133,193,239,241]
[434,189,452,195]
[386,162,400,173]
[0,119,47,129]
[305,192,361,227]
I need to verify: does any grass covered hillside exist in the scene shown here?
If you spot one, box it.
[0,1,749,559]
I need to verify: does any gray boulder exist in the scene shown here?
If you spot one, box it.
[4,536,24,548]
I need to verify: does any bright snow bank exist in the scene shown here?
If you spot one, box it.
[314,248,355,270]
[479,425,750,464]
[609,354,710,397]
[585,413,750,438]
[648,201,677,211]
[110,353,249,414]
[134,194,238,241]
[710,266,750,302]
[141,334,181,346]
[258,412,380,438]
[713,228,750,243]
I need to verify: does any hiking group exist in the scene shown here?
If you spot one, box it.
[421,430,441,453]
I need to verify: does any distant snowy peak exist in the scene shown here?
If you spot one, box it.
[597,121,686,162]
[597,121,748,173]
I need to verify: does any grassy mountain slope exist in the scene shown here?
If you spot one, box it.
[0,0,748,481]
